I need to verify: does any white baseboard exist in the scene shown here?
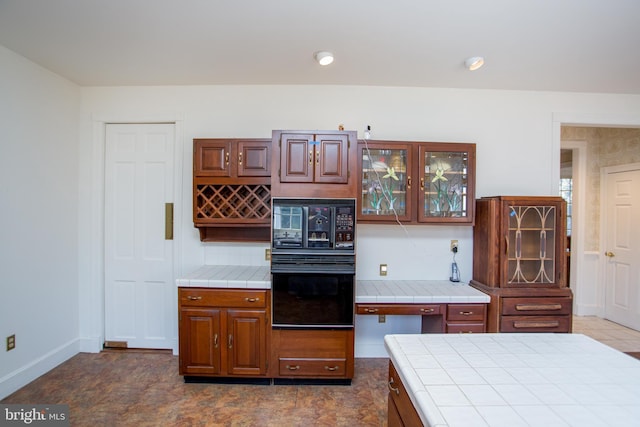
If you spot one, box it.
[0,339,80,400]
[78,336,103,353]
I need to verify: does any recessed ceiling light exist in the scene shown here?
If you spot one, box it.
[314,51,334,66]
[464,56,485,71]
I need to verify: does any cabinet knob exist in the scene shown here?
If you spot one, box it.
[309,150,313,165]
[407,176,411,189]
[605,251,615,258]
[316,150,320,164]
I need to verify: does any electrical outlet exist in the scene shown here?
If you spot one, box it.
[378,314,386,323]
[379,264,388,276]
[7,334,15,351]
[265,248,271,261]
[450,240,459,252]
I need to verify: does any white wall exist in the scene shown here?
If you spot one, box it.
[78,85,640,357]
[0,46,81,398]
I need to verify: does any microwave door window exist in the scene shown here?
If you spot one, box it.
[273,206,304,248]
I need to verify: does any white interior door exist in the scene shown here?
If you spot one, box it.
[603,164,640,331]
[105,123,175,349]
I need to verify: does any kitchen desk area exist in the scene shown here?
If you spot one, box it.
[385,333,640,427]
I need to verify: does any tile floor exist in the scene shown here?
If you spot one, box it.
[2,316,639,426]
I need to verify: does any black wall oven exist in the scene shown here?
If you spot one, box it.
[271,198,356,329]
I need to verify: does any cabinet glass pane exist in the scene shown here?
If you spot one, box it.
[423,151,469,217]
[361,148,408,216]
[507,205,557,284]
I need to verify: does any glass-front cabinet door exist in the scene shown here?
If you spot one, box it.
[358,142,412,222]
[418,143,475,223]
[505,202,563,286]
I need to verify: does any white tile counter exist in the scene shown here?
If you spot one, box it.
[385,333,640,427]
[356,280,490,304]
[176,265,270,289]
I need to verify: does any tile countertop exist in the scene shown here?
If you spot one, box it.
[356,280,490,304]
[176,265,271,289]
[385,333,640,427]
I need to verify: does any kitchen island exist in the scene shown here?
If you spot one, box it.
[385,333,640,426]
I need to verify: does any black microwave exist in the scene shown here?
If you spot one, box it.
[271,198,356,252]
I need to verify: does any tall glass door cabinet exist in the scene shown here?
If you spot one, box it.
[470,196,573,333]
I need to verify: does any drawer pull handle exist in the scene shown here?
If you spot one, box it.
[420,308,435,313]
[513,321,560,328]
[285,365,300,371]
[187,296,202,301]
[388,377,400,395]
[213,334,218,348]
[325,366,339,371]
[364,308,378,313]
[515,304,562,311]
[245,297,260,303]
[228,334,233,348]
[459,311,474,316]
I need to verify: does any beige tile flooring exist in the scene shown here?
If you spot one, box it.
[572,315,640,352]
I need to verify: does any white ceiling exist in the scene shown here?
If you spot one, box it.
[1,0,639,94]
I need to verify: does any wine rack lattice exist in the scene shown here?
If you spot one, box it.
[195,184,271,220]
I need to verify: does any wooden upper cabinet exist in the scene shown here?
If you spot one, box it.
[272,130,357,198]
[358,140,475,224]
[192,138,272,242]
[194,139,270,179]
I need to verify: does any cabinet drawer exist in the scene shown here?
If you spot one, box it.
[501,297,572,316]
[446,304,486,321]
[356,304,441,316]
[179,288,267,308]
[500,315,571,333]
[446,322,485,334]
[278,358,347,377]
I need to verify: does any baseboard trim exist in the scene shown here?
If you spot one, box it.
[0,338,80,400]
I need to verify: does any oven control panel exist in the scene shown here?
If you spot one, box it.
[335,205,355,249]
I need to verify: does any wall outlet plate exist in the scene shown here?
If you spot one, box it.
[265,249,271,261]
[379,264,388,276]
[450,240,459,252]
[7,334,15,351]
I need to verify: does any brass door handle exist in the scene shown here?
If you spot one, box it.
[605,251,615,258]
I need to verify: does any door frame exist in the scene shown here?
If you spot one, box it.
[553,112,640,318]
[600,162,640,323]
[87,114,184,355]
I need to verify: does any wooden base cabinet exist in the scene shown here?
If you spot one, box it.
[271,329,354,380]
[356,302,487,334]
[178,288,270,378]
[387,362,422,427]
